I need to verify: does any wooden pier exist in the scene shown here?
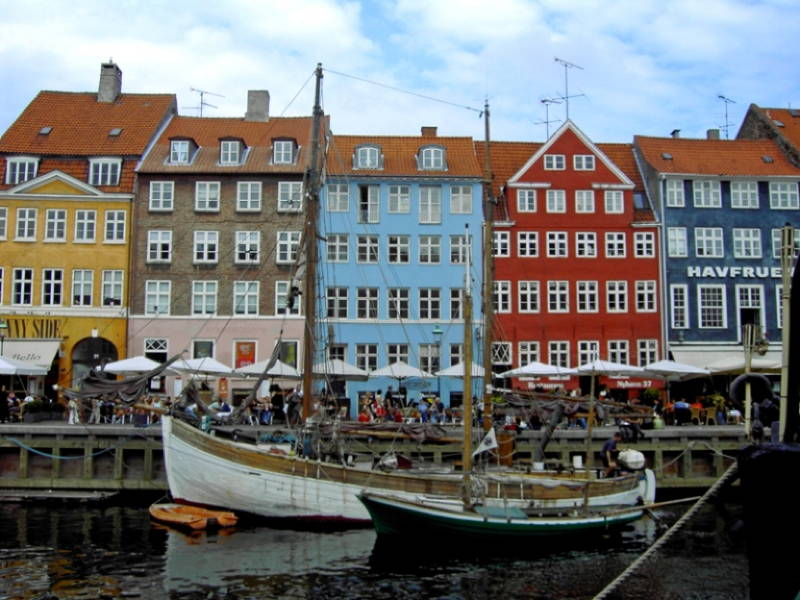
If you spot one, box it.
[0,422,746,497]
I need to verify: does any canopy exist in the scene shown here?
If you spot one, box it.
[312,358,369,381]
[575,359,645,377]
[498,361,576,378]
[235,359,301,379]
[369,361,434,381]
[103,355,178,376]
[643,359,710,382]
[0,356,48,376]
[436,361,485,378]
[671,346,782,374]
[173,357,234,377]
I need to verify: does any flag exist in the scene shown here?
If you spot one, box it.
[472,428,498,458]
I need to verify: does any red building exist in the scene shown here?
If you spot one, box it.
[484,121,662,398]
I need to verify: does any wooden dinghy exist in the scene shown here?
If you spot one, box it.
[149,503,238,531]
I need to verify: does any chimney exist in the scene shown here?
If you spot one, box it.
[98,61,122,103]
[245,90,270,121]
[707,129,721,140]
[670,129,681,139]
[421,126,437,137]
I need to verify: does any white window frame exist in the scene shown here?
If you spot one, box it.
[147,230,172,263]
[667,227,687,257]
[71,269,93,306]
[237,182,262,211]
[276,231,301,264]
[419,235,441,264]
[736,284,764,332]
[278,182,303,212]
[494,280,511,313]
[519,341,540,366]
[357,185,380,224]
[578,341,600,366]
[234,281,260,316]
[89,158,121,186]
[388,185,410,213]
[670,284,689,329]
[15,207,37,241]
[634,232,655,258]
[193,230,219,264]
[149,181,174,211]
[637,339,659,366]
[145,280,171,315]
[665,179,685,207]
[450,185,472,214]
[577,280,598,313]
[388,288,409,319]
[547,280,569,313]
[544,154,565,170]
[418,288,441,320]
[235,231,261,264]
[732,228,762,259]
[326,286,349,319]
[449,234,468,264]
[74,210,96,243]
[606,280,628,313]
[608,339,629,364]
[195,181,221,212]
[547,231,568,257]
[731,181,759,209]
[0,207,6,240]
[420,147,445,170]
[327,233,349,263]
[355,146,380,169]
[575,190,595,213]
[546,189,566,213]
[698,284,727,329]
[548,341,570,368]
[327,183,349,212]
[220,140,242,165]
[518,280,540,313]
[419,186,442,224]
[573,155,595,170]
[5,156,38,184]
[42,268,63,306]
[493,231,510,257]
[635,280,657,313]
[693,180,721,208]
[12,268,33,305]
[102,270,124,306]
[517,231,538,257]
[104,210,126,243]
[192,280,218,315]
[575,232,597,258]
[357,287,379,319]
[604,190,624,214]
[605,232,626,258]
[695,227,724,258]
[769,182,799,209]
[273,140,295,165]
[357,344,379,372]
[170,140,190,164]
[44,208,66,242]
[275,281,301,315]
[357,234,379,264]
[517,189,536,212]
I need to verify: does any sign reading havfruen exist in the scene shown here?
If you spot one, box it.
[686,266,783,279]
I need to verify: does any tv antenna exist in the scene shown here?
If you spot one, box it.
[186,87,224,117]
[535,98,562,138]
[718,95,736,139]
[554,57,584,120]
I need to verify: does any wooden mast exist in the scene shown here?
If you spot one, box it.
[481,100,494,432]
[302,63,324,421]
[462,224,473,507]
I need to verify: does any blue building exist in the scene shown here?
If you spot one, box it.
[318,128,485,416]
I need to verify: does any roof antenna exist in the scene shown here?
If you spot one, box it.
[535,98,562,139]
[718,95,736,139]
[554,57,585,121]
[185,87,224,117]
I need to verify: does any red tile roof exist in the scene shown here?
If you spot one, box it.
[475,141,542,197]
[0,91,176,155]
[752,107,800,149]
[634,135,798,176]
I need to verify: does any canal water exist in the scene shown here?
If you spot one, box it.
[0,499,748,600]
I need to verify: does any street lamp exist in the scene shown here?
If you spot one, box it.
[0,318,8,356]
[432,325,443,399]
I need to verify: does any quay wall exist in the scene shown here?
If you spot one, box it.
[0,423,747,496]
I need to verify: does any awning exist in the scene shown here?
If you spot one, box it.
[1,339,60,370]
[671,345,782,374]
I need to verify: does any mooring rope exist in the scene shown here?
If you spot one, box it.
[593,461,739,600]
[4,436,126,460]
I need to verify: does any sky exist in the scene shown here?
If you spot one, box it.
[1,0,799,144]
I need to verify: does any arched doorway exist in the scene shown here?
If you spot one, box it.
[71,337,118,387]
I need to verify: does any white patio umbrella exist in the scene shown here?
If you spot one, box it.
[498,361,576,378]
[436,361,485,378]
[0,356,48,376]
[173,357,234,377]
[643,359,710,382]
[312,358,369,381]
[235,359,301,379]
[103,355,178,376]
[369,361,434,387]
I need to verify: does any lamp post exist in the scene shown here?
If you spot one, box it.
[432,325,443,399]
[0,318,8,356]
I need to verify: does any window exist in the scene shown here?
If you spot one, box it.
[191,281,217,315]
[519,342,540,366]
[604,190,624,213]
[449,343,463,367]
[195,182,221,211]
[449,234,469,264]
[771,228,800,258]
[327,183,349,212]
[698,284,726,328]
[145,338,168,371]
[273,140,295,165]
[492,342,512,366]
[546,189,566,213]
[45,209,66,242]
[517,189,536,212]
[695,227,723,258]
[235,231,261,263]
[386,235,409,264]
[278,182,303,212]
[577,280,598,313]
[357,344,379,372]
[388,288,409,319]
[449,288,463,320]
[328,344,346,362]
[237,182,262,211]
[419,186,442,223]
[769,182,799,209]
[575,232,597,257]
[149,181,174,211]
[575,190,595,213]
[388,343,409,365]
[494,280,511,313]
[605,232,626,258]
[104,210,126,243]
[737,285,763,330]
[547,280,569,313]
[6,157,38,184]
[548,341,570,368]
[608,340,629,364]
[357,288,378,319]
[193,340,215,360]
[170,140,190,163]
[635,280,657,312]
[731,181,759,208]
[733,228,762,258]
[670,284,689,329]
[578,341,599,365]
[573,155,595,170]
[0,207,6,239]
[665,179,685,207]
[547,232,568,257]
[638,339,658,366]
[102,270,124,306]
[544,154,565,170]
[233,281,259,315]
[667,227,687,257]
[693,180,721,208]
[357,185,379,223]
[388,185,410,213]
[355,146,380,169]
[276,231,301,264]
[419,288,440,319]
[13,268,33,305]
[147,230,172,263]
[327,233,349,263]
[518,281,540,313]
[74,210,96,242]
[15,208,37,241]
[71,269,93,306]
[493,231,510,257]
[220,140,242,165]
[518,232,538,257]
[419,235,441,264]
[193,231,219,264]
[634,232,655,258]
[420,147,444,170]
[606,280,628,312]
[450,185,472,214]
[89,158,121,186]
[357,235,379,263]
[145,280,171,315]
[275,281,301,315]
[42,269,63,306]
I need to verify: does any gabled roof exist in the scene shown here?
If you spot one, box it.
[475,140,542,198]
[0,170,119,198]
[139,114,320,174]
[0,91,176,156]
[742,105,800,149]
[634,135,798,176]
[327,134,482,178]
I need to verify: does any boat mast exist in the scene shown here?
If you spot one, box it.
[462,224,473,507]
[302,63,324,421]
[481,100,494,433]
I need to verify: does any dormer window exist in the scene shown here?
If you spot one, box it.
[220,140,243,165]
[354,145,382,169]
[5,156,39,184]
[89,158,121,186]
[273,140,296,165]
[170,140,191,164]
[419,146,445,170]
